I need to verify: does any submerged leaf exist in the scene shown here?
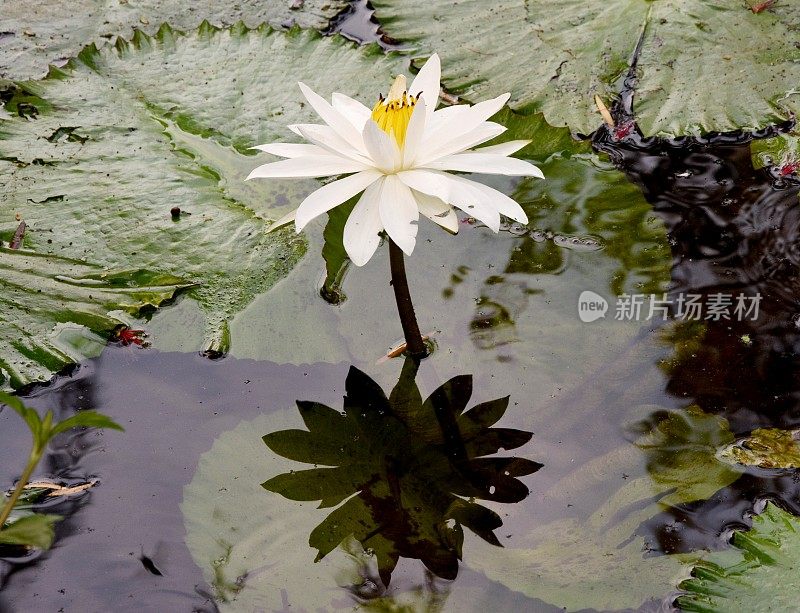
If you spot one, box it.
[718,428,800,470]
[633,405,743,507]
[0,514,61,549]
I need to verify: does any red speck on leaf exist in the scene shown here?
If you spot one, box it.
[613,121,634,140]
[751,0,776,14]
[779,161,800,176]
[113,326,148,346]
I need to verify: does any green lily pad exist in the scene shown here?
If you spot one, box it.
[718,428,800,469]
[751,132,800,171]
[372,0,800,136]
[677,502,800,612]
[0,0,348,80]
[0,25,412,383]
[0,248,189,388]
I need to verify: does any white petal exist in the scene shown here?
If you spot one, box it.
[414,189,458,233]
[343,179,385,266]
[473,140,530,156]
[378,175,418,255]
[298,82,368,156]
[295,170,381,230]
[409,53,440,123]
[402,98,427,168]
[416,122,507,165]
[294,124,372,165]
[449,174,529,224]
[430,105,471,123]
[363,120,400,172]
[247,155,368,179]
[468,92,510,122]
[332,92,372,131]
[396,169,501,231]
[423,152,544,177]
[251,143,331,158]
[420,93,509,155]
[267,209,296,233]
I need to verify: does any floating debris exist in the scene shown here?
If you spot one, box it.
[718,428,800,469]
[9,221,26,249]
[464,218,603,252]
[24,479,98,497]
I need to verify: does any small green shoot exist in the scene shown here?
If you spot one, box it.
[0,391,123,549]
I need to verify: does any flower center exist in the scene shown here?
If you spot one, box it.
[371,74,417,150]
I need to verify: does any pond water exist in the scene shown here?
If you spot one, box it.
[2,1,800,612]
[2,121,799,611]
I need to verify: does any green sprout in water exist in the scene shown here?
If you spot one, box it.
[0,392,123,550]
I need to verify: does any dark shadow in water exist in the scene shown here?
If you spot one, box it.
[595,127,800,555]
[261,357,540,587]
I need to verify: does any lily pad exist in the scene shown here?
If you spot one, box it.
[0,0,348,80]
[751,132,800,172]
[372,0,800,136]
[677,502,800,612]
[0,24,412,383]
[0,248,189,388]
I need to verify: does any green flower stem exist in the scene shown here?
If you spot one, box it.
[0,445,43,529]
[388,239,428,360]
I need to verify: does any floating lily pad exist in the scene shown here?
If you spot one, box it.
[0,25,412,384]
[0,248,189,388]
[718,428,800,470]
[677,502,800,612]
[751,132,800,172]
[0,0,348,80]
[372,0,800,136]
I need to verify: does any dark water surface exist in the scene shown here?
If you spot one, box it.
[595,129,800,555]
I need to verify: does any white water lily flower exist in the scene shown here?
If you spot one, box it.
[247,54,543,266]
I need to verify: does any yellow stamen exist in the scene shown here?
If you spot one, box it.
[371,74,417,149]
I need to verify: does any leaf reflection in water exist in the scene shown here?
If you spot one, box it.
[261,358,541,587]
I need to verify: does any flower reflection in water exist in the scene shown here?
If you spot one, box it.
[261,358,541,587]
